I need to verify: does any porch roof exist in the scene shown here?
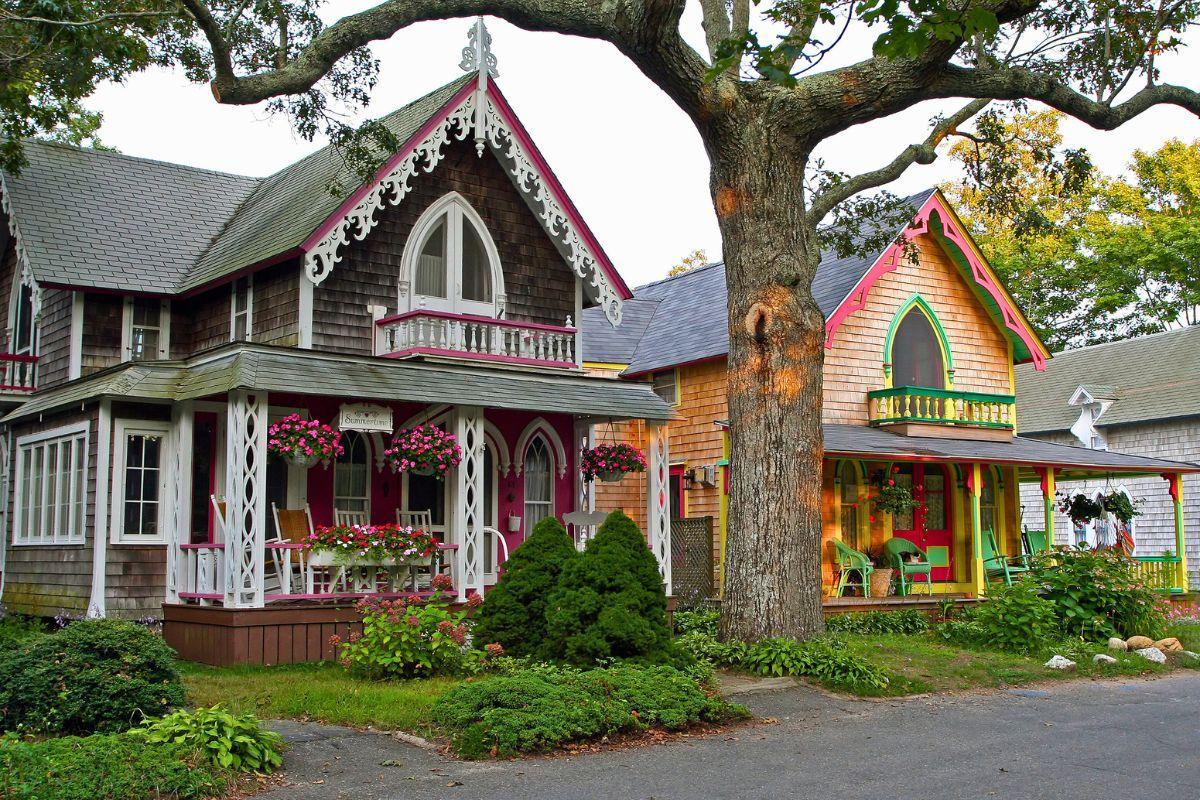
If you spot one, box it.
[2,343,675,423]
[823,423,1200,478]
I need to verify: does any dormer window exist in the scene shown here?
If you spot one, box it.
[11,282,35,357]
[402,192,503,317]
[121,297,169,362]
[892,307,945,389]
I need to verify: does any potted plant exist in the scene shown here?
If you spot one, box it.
[867,545,896,597]
[580,442,647,483]
[1100,491,1142,525]
[267,413,343,468]
[383,424,462,479]
[869,467,919,517]
[1057,492,1104,525]
[305,523,439,567]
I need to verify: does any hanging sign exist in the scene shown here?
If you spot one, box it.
[338,403,393,433]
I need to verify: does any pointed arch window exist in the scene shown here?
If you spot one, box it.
[403,193,503,317]
[334,431,371,517]
[523,436,554,529]
[12,282,35,357]
[892,308,946,389]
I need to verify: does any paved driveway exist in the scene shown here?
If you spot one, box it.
[262,673,1200,800]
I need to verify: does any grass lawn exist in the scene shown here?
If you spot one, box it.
[1168,621,1200,653]
[180,661,461,734]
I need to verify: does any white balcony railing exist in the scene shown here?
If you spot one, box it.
[0,353,37,393]
[375,310,577,369]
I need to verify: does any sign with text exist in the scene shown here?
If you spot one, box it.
[338,403,393,433]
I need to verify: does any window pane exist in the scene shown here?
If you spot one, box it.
[144,435,161,466]
[334,431,371,516]
[892,310,945,389]
[125,501,141,536]
[408,473,445,525]
[651,372,677,405]
[415,218,448,298]
[460,220,492,302]
[14,284,33,353]
[132,299,158,326]
[893,467,914,530]
[524,438,553,529]
[925,471,946,529]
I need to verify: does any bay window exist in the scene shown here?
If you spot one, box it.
[13,422,88,545]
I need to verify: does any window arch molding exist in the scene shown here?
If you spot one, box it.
[514,417,567,479]
[398,191,505,317]
[882,293,955,389]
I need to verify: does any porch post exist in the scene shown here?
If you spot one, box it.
[164,401,194,604]
[1037,466,1056,545]
[647,421,672,595]
[453,406,485,602]
[224,390,268,608]
[968,462,986,597]
[1169,473,1189,592]
[573,419,595,513]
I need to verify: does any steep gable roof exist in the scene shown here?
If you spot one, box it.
[1016,325,1200,435]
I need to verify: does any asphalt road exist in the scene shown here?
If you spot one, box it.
[262,673,1200,800]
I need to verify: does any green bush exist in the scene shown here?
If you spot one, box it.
[473,516,578,659]
[0,732,230,800]
[0,618,185,734]
[134,706,283,773]
[544,510,676,666]
[0,614,46,648]
[945,581,1059,652]
[1028,548,1167,639]
[825,609,930,636]
[432,663,746,758]
[673,607,720,636]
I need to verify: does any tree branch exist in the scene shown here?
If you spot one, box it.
[780,10,820,74]
[696,0,729,63]
[806,98,989,226]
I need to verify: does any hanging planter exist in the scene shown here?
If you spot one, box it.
[870,467,919,517]
[383,424,463,480]
[1101,491,1142,525]
[267,413,343,469]
[580,443,647,483]
[1057,492,1104,525]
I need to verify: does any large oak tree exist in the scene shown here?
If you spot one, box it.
[4,0,1199,640]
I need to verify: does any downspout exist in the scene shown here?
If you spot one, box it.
[87,398,112,618]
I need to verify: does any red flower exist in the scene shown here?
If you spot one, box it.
[485,642,504,658]
[467,593,483,608]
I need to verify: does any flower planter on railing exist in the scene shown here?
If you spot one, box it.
[867,386,1016,430]
[375,310,577,368]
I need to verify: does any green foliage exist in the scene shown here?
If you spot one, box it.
[941,582,1060,653]
[0,614,47,648]
[544,510,675,666]
[673,607,720,636]
[473,516,578,659]
[825,609,930,636]
[0,618,185,734]
[1028,548,1168,639]
[431,663,746,758]
[0,731,230,800]
[134,706,283,773]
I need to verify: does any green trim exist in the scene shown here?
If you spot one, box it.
[867,387,1016,430]
[882,294,955,386]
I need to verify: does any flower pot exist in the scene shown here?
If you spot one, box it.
[598,470,625,483]
[284,452,321,469]
[507,515,522,533]
[306,550,338,568]
[410,466,436,477]
[869,568,895,597]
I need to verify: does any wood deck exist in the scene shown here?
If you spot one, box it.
[822,593,977,616]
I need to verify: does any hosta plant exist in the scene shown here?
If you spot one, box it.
[134,706,284,773]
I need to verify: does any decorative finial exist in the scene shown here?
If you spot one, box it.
[459,16,498,78]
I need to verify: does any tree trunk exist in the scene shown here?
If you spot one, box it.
[709,109,826,642]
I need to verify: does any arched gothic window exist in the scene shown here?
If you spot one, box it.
[334,431,371,517]
[403,193,502,317]
[892,308,945,389]
[523,436,553,529]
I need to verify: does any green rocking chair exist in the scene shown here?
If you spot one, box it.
[1021,527,1051,566]
[884,537,933,596]
[982,529,1030,586]
[833,539,874,598]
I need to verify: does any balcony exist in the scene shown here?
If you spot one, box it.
[867,386,1015,439]
[375,310,578,369]
[0,353,37,396]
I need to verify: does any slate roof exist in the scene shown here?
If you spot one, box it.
[0,76,472,294]
[1015,325,1200,435]
[582,189,937,375]
[2,342,675,423]
[823,423,1200,475]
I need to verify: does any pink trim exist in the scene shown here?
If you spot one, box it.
[822,192,1049,371]
[0,385,35,392]
[266,542,306,550]
[438,543,459,551]
[376,309,576,334]
[0,353,38,363]
[180,542,226,550]
[263,591,437,602]
[178,592,223,600]
[383,346,577,370]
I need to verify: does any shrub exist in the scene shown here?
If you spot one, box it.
[0,614,46,648]
[431,663,746,758]
[0,618,185,734]
[332,577,486,678]
[0,731,230,800]
[544,510,675,666]
[473,516,578,659]
[1028,548,1167,639]
[673,607,720,636]
[825,609,930,636]
[134,706,284,773]
[954,581,1060,652]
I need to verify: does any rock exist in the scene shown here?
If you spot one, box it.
[1092,653,1119,665]
[1134,647,1167,664]
[1126,636,1155,649]
[1044,655,1077,670]
[1107,637,1128,651]
[1180,650,1200,661]
[1153,637,1184,653]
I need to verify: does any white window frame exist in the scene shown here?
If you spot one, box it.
[650,370,679,406]
[121,297,170,362]
[13,421,90,546]
[333,430,372,520]
[522,435,555,531]
[110,419,172,544]
[230,276,254,342]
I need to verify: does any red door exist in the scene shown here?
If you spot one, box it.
[890,464,954,583]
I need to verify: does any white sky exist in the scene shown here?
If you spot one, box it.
[86,3,1200,288]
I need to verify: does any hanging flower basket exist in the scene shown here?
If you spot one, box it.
[580,443,647,482]
[305,523,439,566]
[383,424,462,480]
[267,413,343,469]
[870,467,919,516]
[1057,492,1104,525]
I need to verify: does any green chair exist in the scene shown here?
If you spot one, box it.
[982,529,1030,586]
[833,539,874,597]
[884,537,932,596]
[1021,527,1051,566]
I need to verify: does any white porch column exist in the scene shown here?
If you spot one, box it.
[573,418,595,514]
[224,390,268,608]
[453,406,486,602]
[647,421,672,595]
[164,402,194,604]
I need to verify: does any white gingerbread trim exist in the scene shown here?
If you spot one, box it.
[0,178,42,325]
[514,417,568,479]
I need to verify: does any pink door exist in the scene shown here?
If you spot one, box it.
[891,464,954,583]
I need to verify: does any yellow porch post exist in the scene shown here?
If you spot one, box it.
[1042,467,1056,546]
[969,462,986,597]
[1170,473,1189,593]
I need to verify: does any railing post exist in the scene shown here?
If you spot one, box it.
[224,390,268,608]
[453,406,485,602]
[647,421,672,595]
[165,402,194,604]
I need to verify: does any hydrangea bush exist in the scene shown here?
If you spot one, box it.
[266,413,343,466]
[306,523,439,564]
[579,443,646,482]
[384,424,462,479]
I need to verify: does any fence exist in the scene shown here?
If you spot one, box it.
[671,516,714,603]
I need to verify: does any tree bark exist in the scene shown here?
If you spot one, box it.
[708,102,826,642]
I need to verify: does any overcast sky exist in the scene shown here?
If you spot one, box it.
[86,4,1200,288]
